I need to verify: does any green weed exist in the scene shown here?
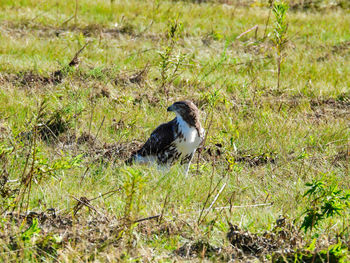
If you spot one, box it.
[272,1,289,90]
[301,177,350,233]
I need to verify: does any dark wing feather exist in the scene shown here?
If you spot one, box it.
[126,118,177,163]
[137,118,176,156]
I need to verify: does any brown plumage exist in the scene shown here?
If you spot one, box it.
[126,100,204,174]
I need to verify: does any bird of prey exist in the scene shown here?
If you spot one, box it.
[126,100,205,174]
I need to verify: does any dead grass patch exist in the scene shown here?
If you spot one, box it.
[310,95,350,119]
[175,240,222,259]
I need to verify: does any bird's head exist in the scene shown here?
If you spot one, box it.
[167,100,199,120]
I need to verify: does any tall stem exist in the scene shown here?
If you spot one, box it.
[277,54,281,90]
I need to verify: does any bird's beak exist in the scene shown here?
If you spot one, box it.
[167,105,175,112]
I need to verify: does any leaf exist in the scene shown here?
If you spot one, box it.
[21,218,41,242]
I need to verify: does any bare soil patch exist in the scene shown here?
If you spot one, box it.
[199,143,278,167]
[58,131,142,161]
[310,95,350,119]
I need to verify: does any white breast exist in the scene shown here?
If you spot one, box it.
[174,115,202,155]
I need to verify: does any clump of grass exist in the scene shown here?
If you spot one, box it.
[38,109,72,141]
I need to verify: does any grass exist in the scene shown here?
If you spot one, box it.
[0,0,349,262]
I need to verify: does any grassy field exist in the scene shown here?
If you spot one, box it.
[0,0,349,261]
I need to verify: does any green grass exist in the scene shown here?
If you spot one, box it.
[0,0,349,262]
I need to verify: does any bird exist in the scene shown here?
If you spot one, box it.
[126,100,205,174]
